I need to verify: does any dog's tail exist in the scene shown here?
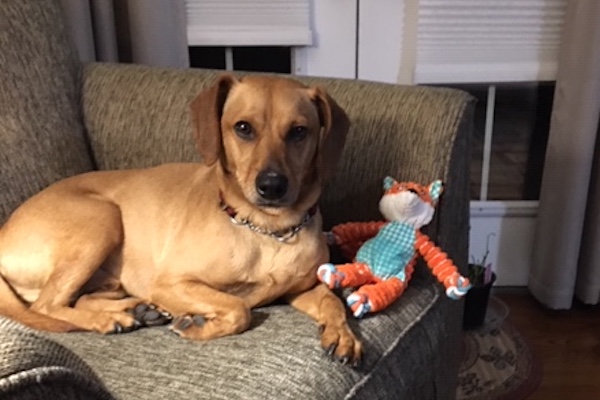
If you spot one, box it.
[0,273,79,332]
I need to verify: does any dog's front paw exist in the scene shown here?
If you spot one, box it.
[169,308,250,341]
[170,314,206,335]
[319,323,362,367]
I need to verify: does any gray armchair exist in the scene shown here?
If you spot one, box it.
[0,1,474,399]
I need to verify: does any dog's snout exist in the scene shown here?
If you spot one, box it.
[256,170,289,201]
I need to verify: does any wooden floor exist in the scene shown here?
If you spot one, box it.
[495,289,600,400]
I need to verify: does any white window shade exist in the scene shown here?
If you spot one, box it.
[185,0,313,46]
[400,0,567,84]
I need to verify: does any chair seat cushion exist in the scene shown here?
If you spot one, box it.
[39,267,443,400]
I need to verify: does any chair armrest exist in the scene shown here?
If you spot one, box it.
[0,317,114,399]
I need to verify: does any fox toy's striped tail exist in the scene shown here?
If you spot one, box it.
[415,232,471,299]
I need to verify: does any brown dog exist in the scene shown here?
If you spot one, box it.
[0,74,361,364]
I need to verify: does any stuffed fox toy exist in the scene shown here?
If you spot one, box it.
[318,177,471,318]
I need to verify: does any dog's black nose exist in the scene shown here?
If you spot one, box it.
[256,170,289,201]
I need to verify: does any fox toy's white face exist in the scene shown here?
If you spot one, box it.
[378,178,443,229]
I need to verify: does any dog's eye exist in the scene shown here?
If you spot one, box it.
[234,121,254,140]
[287,126,308,142]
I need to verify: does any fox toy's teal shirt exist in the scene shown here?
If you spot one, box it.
[355,221,415,282]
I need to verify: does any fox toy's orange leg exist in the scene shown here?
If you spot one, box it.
[415,232,471,299]
[346,278,406,318]
[317,262,376,290]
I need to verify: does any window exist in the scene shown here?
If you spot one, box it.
[188,46,292,74]
[433,82,555,201]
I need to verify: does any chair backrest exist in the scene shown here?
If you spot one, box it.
[0,0,94,224]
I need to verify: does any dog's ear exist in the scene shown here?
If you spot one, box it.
[310,87,350,181]
[190,74,237,166]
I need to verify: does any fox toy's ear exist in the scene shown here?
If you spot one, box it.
[383,176,397,191]
[429,180,444,203]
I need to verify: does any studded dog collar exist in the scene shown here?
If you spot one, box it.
[219,194,318,242]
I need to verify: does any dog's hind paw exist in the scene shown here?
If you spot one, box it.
[128,303,172,327]
[91,311,140,334]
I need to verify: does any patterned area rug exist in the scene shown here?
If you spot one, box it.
[457,297,542,400]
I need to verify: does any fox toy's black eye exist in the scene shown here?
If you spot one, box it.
[287,126,308,142]
[234,121,254,140]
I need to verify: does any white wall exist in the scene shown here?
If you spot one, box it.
[469,201,538,286]
[295,0,357,79]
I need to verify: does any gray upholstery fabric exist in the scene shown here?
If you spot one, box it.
[0,317,114,400]
[0,0,94,225]
[43,268,440,400]
[0,1,473,399]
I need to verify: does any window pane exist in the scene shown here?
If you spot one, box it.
[188,46,293,74]
[232,47,291,73]
[189,46,226,69]
[430,82,554,201]
[489,83,553,200]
